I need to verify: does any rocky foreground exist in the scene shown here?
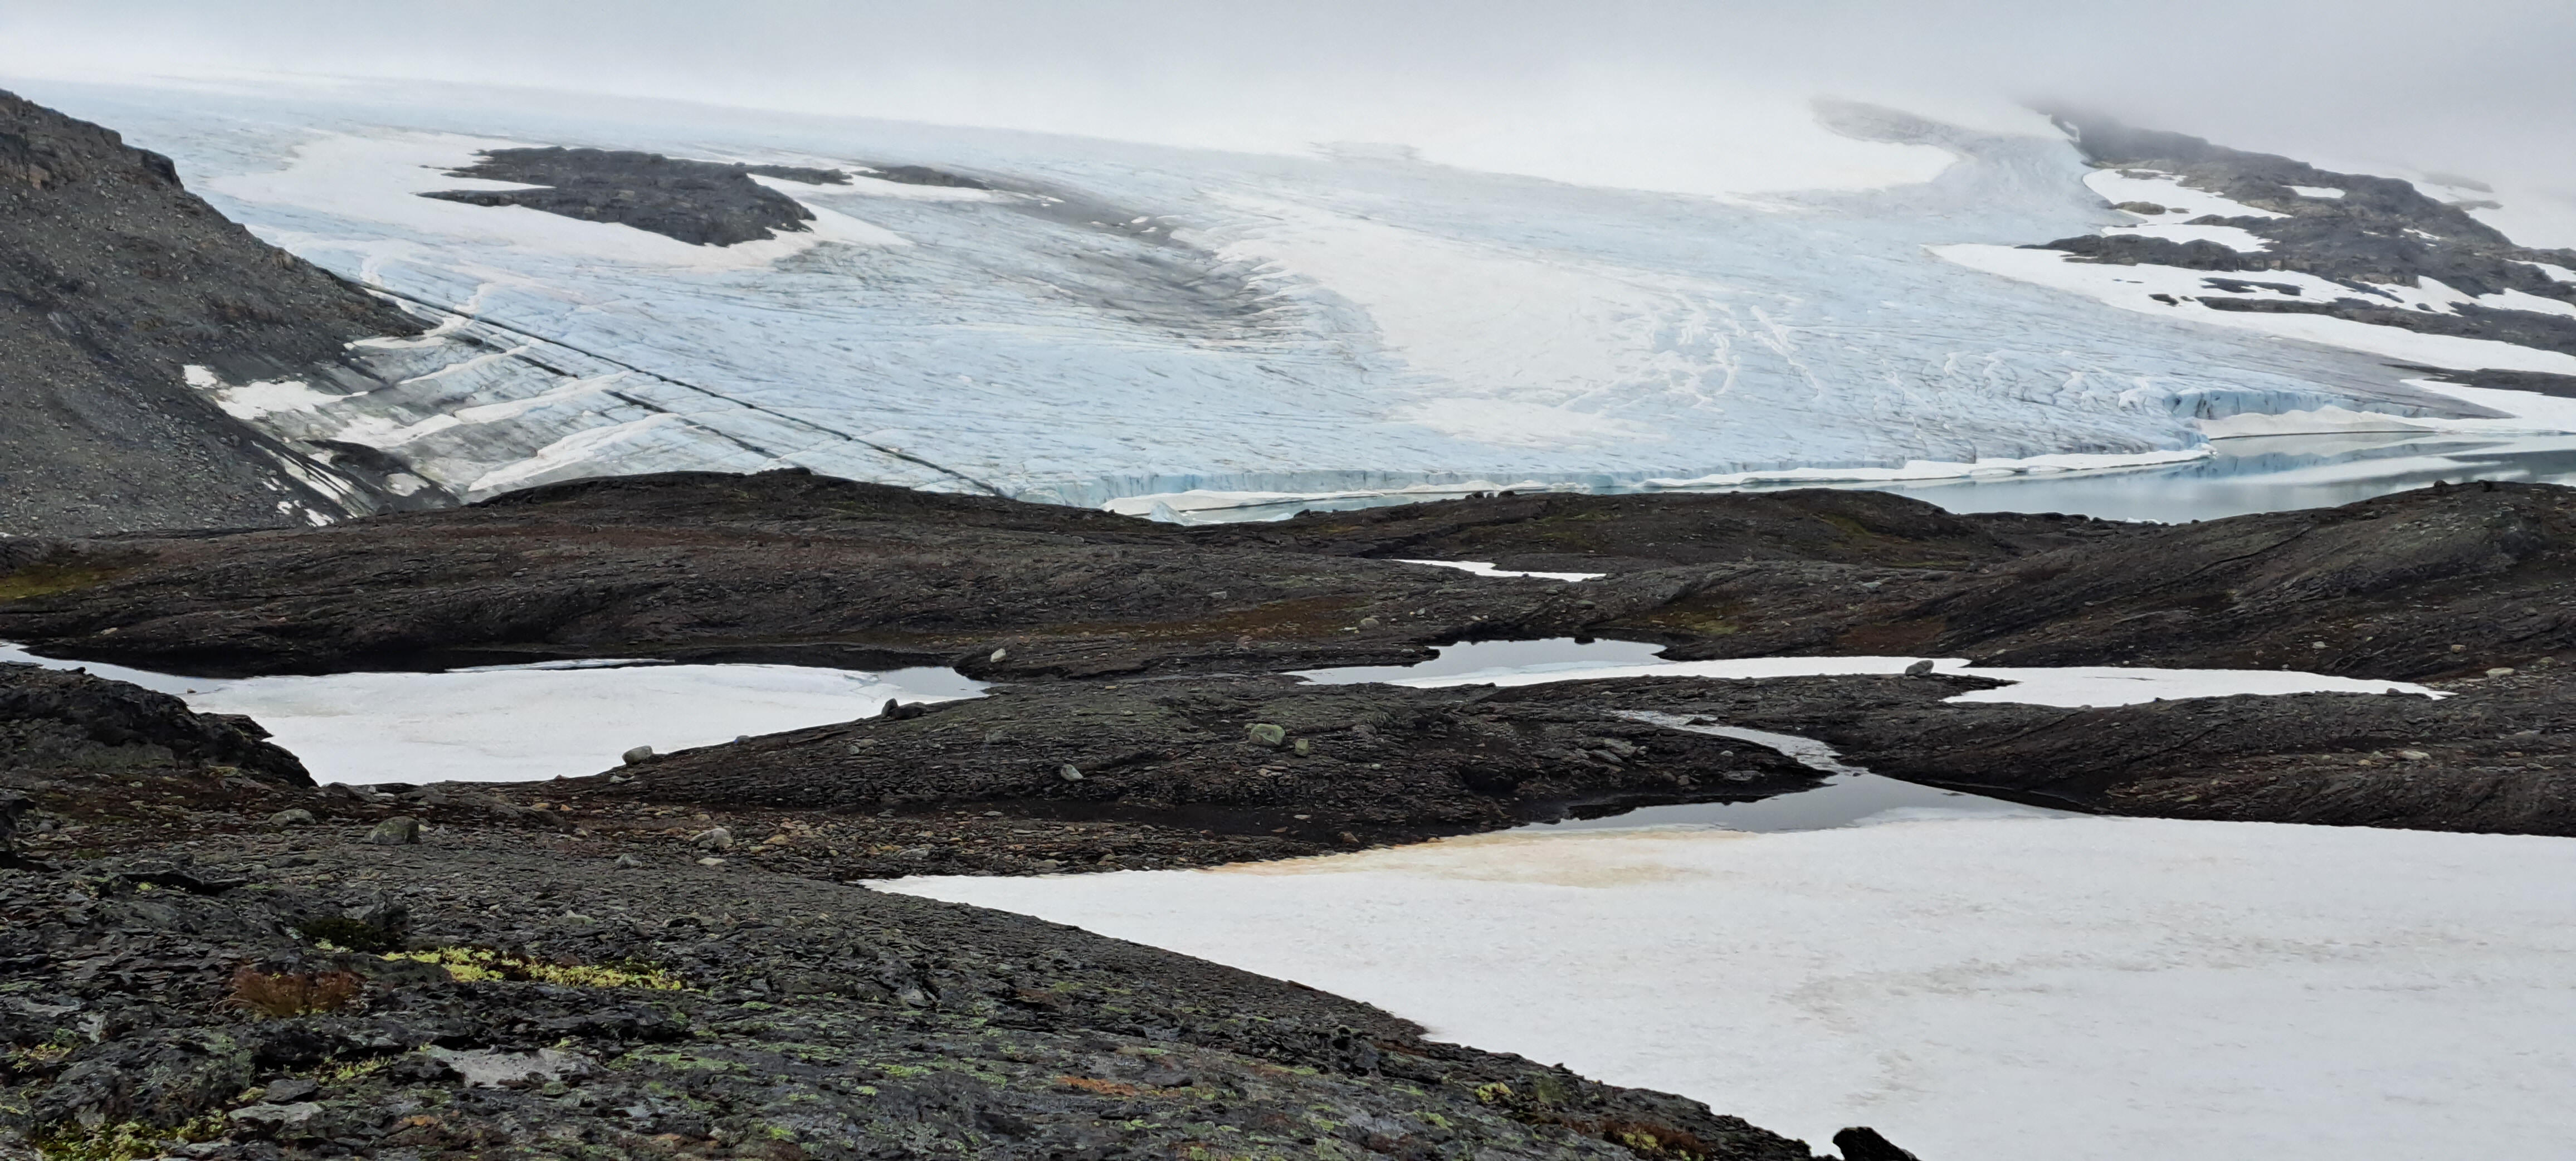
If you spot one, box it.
[8,473,2575,1158]
[1,665,1911,1160]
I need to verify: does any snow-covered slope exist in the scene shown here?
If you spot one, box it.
[17,80,2549,512]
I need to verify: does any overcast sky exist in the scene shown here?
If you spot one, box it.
[7,1,2573,204]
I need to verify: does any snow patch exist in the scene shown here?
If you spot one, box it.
[2477,287,2576,319]
[0,645,984,785]
[1394,559,1605,582]
[2287,185,2347,199]
[1936,244,2576,375]
[184,365,343,420]
[2084,169,2286,219]
[2404,379,2576,434]
[1293,652,2437,705]
[885,818,2576,1159]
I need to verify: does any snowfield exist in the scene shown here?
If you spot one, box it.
[13,79,2519,515]
[0,646,982,785]
[887,819,2576,1160]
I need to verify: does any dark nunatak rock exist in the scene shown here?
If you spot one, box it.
[0,90,439,536]
[866,163,990,189]
[422,147,852,246]
[580,676,1819,851]
[0,661,308,785]
[2032,109,2576,374]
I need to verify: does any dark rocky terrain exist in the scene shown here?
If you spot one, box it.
[2,472,2563,686]
[423,148,855,246]
[4,472,2570,843]
[0,664,307,793]
[0,91,444,537]
[2033,110,2576,371]
[0,667,1870,1161]
[0,472,2114,680]
[584,675,1819,854]
[1576,666,2576,836]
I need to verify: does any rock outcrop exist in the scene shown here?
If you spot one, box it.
[0,90,446,536]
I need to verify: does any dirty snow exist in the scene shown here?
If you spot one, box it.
[885,819,2576,1160]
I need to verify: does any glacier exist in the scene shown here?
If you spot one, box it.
[15,80,2526,511]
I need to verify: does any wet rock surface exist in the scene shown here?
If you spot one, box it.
[0,90,435,536]
[422,147,853,246]
[0,764,1843,1161]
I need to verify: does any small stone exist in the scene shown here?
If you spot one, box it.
[1832,1126,1923,1161]
[2397,749,2432,762]
[264,1078,318,1103]
[2486,667,2516,677]
[690,827,734,851]
[2311,641,2328,650]
[1902,660,1935,677]
[989,647,1009,663]
[1358,616,1381,629]
[364,816,422,846]
[2451,644,2467,653]
[1058,764,1084,782]
[1293,739,1311,757]
[1246,723,1287,747]
[696,857,726,867]
[621,745,655,765]
[613,853,642,869]
[229,1101,322,1131]
[263,808,315,828]
[1859,580,1882,591]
